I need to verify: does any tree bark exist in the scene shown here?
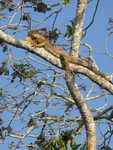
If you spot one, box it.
[70,0,87,57]
[67,0,96,149]
[0,30,113,95]
[65,72,96,149]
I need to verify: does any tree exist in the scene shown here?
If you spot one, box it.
[0,0,113,149]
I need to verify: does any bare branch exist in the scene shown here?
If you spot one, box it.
[64,71,96,149]
[104,33,113,59]
[70,0,88,57]
[84,0,100,32]
[0,30,113,95]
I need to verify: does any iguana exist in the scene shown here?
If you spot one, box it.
[25,30,112,81]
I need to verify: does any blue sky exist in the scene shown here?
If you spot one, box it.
[0,0,113,149]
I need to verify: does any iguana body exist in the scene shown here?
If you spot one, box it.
[25,30,111,81]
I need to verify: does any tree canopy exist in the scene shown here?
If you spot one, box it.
[0,0,113,149]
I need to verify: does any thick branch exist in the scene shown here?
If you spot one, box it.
[72,65,113,95]
[61,54,96,149]
[68,0,96,149]
[65,72,96,149]
[0,30,113,95]
[71,0,88,57]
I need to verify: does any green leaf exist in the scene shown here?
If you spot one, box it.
[65,25,72,38]
[65,20,75,38]
[64,0,69,5]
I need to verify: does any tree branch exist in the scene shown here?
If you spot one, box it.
[64,72,96,149]
[83,0,100,32]
[66,0,96,149]
[0,30,113,95]
[70,0,88,57]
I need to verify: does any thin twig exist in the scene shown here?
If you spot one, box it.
[83,0,100,32]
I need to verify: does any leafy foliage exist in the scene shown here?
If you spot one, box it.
[31,130,87,150]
